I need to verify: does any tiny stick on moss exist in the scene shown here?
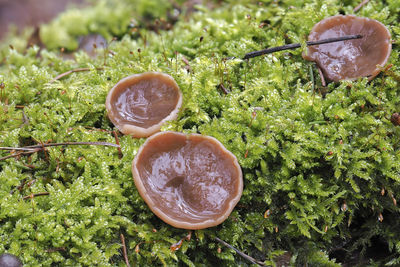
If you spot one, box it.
[23,192,50,200]
[113,131,123,159]
[214,237,265,266]
[354,0,370,12]
[0,142,120,161]
[0,150,40,161]
[50,67,103,83]
[120,233,131,267]
[243,34,363,59]
[218,83,230,94]
[0,141,120,151]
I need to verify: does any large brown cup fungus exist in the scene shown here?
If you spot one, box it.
[132,131,243,229]
[303,15,392,82]
[106,72,182,138]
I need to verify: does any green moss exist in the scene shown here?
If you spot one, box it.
[1,0,400,266]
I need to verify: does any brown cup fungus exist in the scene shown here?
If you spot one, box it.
[132,131,243,229]
[106,72,182,138]
[303,15,391,82]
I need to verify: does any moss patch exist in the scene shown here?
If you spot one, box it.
[1,0,400,265]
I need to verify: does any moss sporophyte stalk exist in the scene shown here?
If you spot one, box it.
[1,0,400,266]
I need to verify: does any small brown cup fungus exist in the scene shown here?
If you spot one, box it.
[303,15,392,82]
[106,72,182,138]
[132,131,243,229]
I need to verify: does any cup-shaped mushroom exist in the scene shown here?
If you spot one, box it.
[132,131,243,229]
[106,72,182,138]
[303,15,391,82]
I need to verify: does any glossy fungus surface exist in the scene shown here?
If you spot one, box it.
[106,72,182,138]
[132,131,243,229]
[303,15,391,82]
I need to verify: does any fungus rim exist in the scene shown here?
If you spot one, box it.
[131,131,243,230]
[105,72,183,138]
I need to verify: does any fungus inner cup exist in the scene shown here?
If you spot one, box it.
[132,131,243,230]
[106,72,182,138]
[303,15,391,82]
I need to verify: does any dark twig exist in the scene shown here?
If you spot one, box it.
[113,131,123,159]
[218,83,230,94]
[120,233,131,267]
[23,192,50,200]
[38,140,49,161]
[214,237,265,266]
[0,147,38,151]
[46,247,66,253]
[50,67,103,83]
[353,0,370,12]
[25,141,120,149]
[0,141,119,151]
[0,142,120,161]
[0,150,40,161]
[243,34,363,59]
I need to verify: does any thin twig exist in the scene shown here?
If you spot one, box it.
[24,141,120,149]
[19,179,37,192]
[317,66,327,87]
[23,192,50,200]
[243,34,363,59]
[113,131,123,159]
[0,147,38,151]
[214,237,265,266]
[353,0,370,12]
[50,67,103,83]
[218,83,230,94]
[0,142,120,161]
[120,233,131,267]
[0,141,119,152]
[0,150,40,161]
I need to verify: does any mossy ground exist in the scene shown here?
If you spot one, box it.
[1,0,400,266]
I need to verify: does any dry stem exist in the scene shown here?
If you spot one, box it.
[23,192,50,200]
[353,0,370,12]
[120,233,131,267]
[214,237,265,266]
[50,67,103,83]
[0,142,120,161]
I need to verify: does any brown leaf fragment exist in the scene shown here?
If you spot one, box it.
[170,239,183,252]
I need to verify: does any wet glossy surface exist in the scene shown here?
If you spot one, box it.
[107,73,180,128]
[132,132,243,229]
[303,15,391,82]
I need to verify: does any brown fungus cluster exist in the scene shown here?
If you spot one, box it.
[106,73,243,229]
[105,15,392,229]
